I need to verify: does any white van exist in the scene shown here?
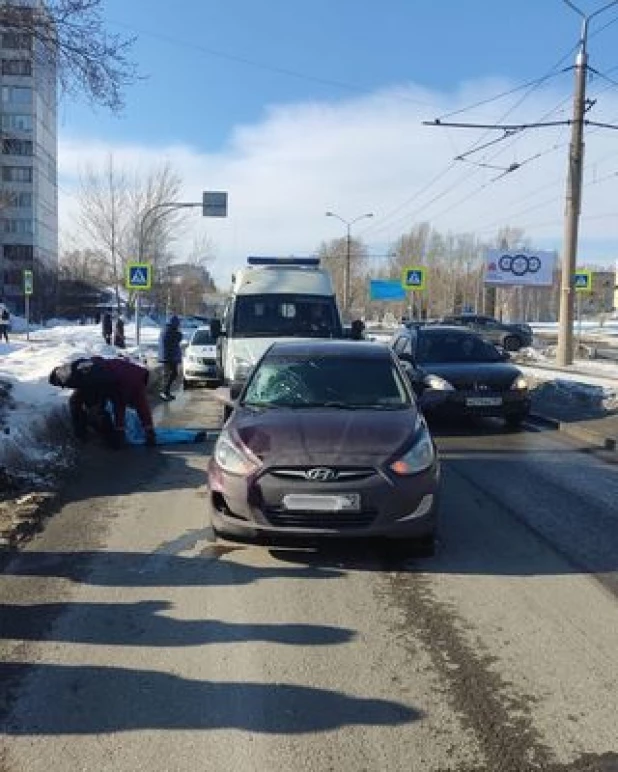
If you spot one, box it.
[217,257,343,383]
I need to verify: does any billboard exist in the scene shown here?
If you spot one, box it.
[484,249,556,287]
[369,279,406,301]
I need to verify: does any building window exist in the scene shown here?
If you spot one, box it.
[1,58,32,76]
[1,85,32,104]
[1,165,33,182]
[2,218,33,235]
[0,191,33,208]
[1,33,32,50]
[3,244,34,261]
[0,113,33,132]
[2,138,33,156]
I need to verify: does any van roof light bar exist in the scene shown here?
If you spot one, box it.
[247,256,320,267]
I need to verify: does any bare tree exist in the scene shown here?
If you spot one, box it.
[0,0,137,111]
[58,247,110,283]
[78,154,127,311]
[76,156,185,312]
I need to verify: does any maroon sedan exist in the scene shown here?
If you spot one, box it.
[207,341,440,554]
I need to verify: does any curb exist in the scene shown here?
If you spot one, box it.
[530,411,617,452]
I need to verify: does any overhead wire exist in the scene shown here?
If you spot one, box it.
[360,45,578,241]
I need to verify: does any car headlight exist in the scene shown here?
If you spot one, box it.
[214,431,261,476]
[510,375,528,391]
[390,418,436,475]
[232,357,252,381]
[424,373,455,391]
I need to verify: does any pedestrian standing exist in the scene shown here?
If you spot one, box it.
[102,311,112,345]
[113,317,126,348]
[0,300,10,344]
[158,315,182,401]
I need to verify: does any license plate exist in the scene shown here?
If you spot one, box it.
[466,396,502,406]
[282,494,361,512]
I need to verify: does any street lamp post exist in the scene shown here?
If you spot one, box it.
[325,210,373,315]
[557,0,618,366]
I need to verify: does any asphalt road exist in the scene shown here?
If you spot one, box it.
[1,392,617,772]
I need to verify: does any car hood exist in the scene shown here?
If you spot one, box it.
[420,361,522,388]
[186,345,217,358]
[230,406,419,466]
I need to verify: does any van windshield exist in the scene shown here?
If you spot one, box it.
[232,294,341,338]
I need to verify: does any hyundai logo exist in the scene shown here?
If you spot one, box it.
[305,467,338,482]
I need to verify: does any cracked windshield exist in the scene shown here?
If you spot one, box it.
[1,1,617,771]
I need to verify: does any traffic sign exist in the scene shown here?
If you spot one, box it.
[574,270,592,292]
[401,266,426,291]
[126,263,152,291]
[23,269,33,296]
[202,190,228,217]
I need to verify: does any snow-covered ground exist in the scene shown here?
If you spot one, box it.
[0,318,165,478]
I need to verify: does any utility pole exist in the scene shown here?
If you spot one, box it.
[557,0,618,366]
[325,210,373,317]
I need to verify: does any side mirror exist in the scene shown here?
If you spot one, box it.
[400,361,425,397]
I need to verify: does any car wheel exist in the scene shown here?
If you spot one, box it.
[503,335,522,351]
[183,379,192,390]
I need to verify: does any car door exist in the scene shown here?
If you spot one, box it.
[475,317,502,345]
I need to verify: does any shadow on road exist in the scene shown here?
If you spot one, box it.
[1,662,419,735]
[0,600,356,648]
[1,549,345,587]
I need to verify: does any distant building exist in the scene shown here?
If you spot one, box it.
[0,0,58,317]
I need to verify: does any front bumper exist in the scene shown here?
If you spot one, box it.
[207,460,440,540]
[183,361,219,382]
[420,389,530,418]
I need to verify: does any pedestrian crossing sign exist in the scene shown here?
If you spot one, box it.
[401,266,426,291]
[574,270,592,292]
[126,263,152,290]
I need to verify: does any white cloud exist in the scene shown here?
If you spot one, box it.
[58,79,618,288]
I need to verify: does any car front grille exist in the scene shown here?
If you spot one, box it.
[265,509,377,530]
[269,467,375,482]
[453,381,510,393]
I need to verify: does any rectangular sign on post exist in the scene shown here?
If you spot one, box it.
[484,249,555,287]
[574,270,592,292]
[401,266,426,291]
[126,263,152,291]
[202,190,228,217]
[24,269,33,295]
[369,279,407,301]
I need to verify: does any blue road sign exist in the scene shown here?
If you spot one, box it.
[126,263,152,290]
[369,279,406,301]
[401,266,426,291]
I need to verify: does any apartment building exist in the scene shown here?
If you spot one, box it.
[0,0,57,317]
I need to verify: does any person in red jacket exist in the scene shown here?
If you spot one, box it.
[49,356,156,448]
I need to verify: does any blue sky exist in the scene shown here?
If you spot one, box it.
[58,1,618,281]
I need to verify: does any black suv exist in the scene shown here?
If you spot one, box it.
[440,314,533,352]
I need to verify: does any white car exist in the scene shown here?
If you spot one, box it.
[182,325,219,388]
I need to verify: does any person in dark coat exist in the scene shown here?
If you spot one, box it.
[102,312,113,345]
[157,315,183,401]
[350,319,365,340]
[49,356,156,448]
[113,317,126,348]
